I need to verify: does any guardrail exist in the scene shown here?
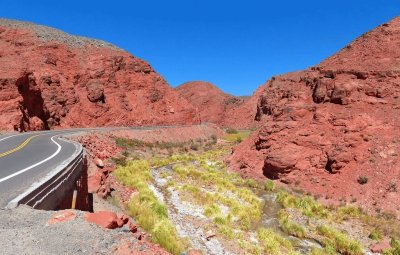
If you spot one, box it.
[6,137,85,210]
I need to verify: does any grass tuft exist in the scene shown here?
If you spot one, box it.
[256,228,295,255]
[317,225,363,255]
[278,210,306,238]
[264,179,276,191]
[115,160,184,255]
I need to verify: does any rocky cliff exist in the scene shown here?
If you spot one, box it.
[230,17,400,215]
[0,19,199,131]
[176,81,259,128]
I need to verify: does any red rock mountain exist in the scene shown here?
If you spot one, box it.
[176,81,259,128]
[0,19,199,131]
[230,17,400,216]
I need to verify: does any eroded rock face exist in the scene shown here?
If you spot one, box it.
[176,81,258,128]
[230,17,400,216]
[0,19,199,131]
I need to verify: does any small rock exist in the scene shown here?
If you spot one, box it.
[370,240,391,253]
[188,249,203,255]
[205,230,216,241]
[119,214,129,225]
[95,158,104,168]
[128,221,138,233]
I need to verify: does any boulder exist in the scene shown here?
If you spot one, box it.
[370,240,391,253]
[85,211,120,229]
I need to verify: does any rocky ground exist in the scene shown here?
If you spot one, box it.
[0,206,134,255]
[0,204,172,255]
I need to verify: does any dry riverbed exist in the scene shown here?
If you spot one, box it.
[110,134,400,255]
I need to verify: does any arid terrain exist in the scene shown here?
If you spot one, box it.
[229,16,400,220]
[0,15,400,255]
[0,19,199,132]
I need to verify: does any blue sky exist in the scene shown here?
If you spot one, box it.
[1,1,399,96]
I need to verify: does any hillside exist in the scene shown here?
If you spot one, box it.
[230,17,400,217]
[176,81,259,128]
[0,19,199,131]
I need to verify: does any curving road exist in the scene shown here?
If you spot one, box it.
[0,131,79,208]
[0,125,204,209]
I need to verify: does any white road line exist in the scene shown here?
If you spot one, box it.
[0,134,20,143]
[0,135,62,183]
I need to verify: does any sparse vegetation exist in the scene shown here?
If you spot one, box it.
[337,205,363,220]
[357,176,368,185]
[256,228,298,255]
[369,228,383,241]
[264,179,276,191]
[317,225,363,255]
[278,210,306,238]
[223,129,251,143]
[388,181,398,192]
[226,128,238,134]
[115,137,187,150]
[276,190,328,218]
[115,160,185,255]
[111,134,400,255]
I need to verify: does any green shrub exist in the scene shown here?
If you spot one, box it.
[264,179,276,191]
[256,228,294,255]
[226,128,238,134]
[369,228,383,241]
[278,210,306,238]
[190,143,200,151]
[357,176,368,185]
[276,191,328,218]
[204,204,221,217]
[317,225,363,255]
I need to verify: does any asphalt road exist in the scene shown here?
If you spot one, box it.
[0,125,204,208]
[0,130,78,208]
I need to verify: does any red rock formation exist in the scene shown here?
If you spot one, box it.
[176,81,258,128]
[85,211,128,229]
[230,17,400,216]
[0,19,199,131]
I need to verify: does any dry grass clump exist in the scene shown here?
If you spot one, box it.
[276,190,328,218]
[223,130,251,143]
[317,225,363,255]
[115,160,184,255]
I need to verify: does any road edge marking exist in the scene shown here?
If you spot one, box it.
[0,135,61,183]
[5,136,83,209]
[0,134,20,142]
